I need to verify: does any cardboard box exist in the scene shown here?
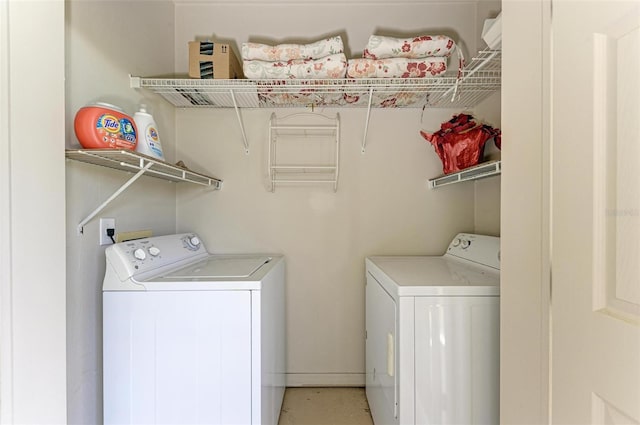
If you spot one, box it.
[188,41,243,79]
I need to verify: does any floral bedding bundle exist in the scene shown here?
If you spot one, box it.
[243,54,347,79]
[363,35,457,59]
[241,34,461,80]
[346,57,447,78]
[242,36,344,62]
[347,34,461,79]
[241,36,347,79]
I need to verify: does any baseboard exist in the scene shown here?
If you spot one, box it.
[285,373,365,387]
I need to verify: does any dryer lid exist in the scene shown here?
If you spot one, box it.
[367,256,499,296]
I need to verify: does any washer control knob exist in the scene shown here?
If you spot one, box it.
[148,246,160,257]
[133,248,146,260]
[461,239,471,249]
[452,238,462,247]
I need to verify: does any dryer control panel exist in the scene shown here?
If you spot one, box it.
[446,233,501,270]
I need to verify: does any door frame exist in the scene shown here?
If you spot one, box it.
[501,0,552,423]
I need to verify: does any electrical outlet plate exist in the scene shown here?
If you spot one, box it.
[99,218,116,246]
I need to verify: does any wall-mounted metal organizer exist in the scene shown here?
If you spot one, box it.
[268,113,340,192]
[427,159,501,189]
[66,149,222,234]
[130,49,501,154]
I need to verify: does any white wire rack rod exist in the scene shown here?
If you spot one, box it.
[117,162,216,187]
[271,166,337,170]
[362,87,374,153]
[229,89,250,155]
[271,179,339,193]
[272,179,337,184]
[270,125,338,130]
[77,162,153,235]
[334,113,340,192]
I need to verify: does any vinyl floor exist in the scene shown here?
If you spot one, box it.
[278,387,374,425]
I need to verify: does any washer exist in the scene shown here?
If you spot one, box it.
[102,233,285,425]
[365,233,500,425]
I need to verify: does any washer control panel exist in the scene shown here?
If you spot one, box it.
[105,233,207,282]
[446,233,501,270]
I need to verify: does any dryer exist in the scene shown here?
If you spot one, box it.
[102,233,285,425]
[365,233,500,425]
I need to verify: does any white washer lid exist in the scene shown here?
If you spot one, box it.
[367,256,499,296]
[162,256,271,279]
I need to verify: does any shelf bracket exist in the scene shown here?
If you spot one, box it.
[361,87,374,153]
[229,89,250,155]
[129,74,141,88]
[77,162,153,235]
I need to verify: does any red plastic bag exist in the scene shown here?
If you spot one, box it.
[420,114,501,174]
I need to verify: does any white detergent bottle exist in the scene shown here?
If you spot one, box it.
[133,104,165,160]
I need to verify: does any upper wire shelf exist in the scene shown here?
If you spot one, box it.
[130,50,501,110]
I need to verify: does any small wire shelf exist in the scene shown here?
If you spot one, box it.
[428,160,501,189]
[66,149,223,234]
[66,149,222,187]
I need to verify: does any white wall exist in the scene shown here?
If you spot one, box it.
[1,0,67,423]
[65,2,176,423]
[173,0,501,384]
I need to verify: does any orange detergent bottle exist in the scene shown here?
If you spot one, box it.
[74,102,138,150]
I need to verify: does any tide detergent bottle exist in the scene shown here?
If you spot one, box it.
[133,104,165,160]
[74,102,137,150]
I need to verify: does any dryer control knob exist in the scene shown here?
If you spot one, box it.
[189,236,201,247]
[461,239,471,249]
[133,248,147,260]
[183,235,202,251]
[452,238,462,247]
[148,246,160,256]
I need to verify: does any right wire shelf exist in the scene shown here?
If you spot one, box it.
[428,160,502,189]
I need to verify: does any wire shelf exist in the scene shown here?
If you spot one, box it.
[131,50,501,110]
[67,149,223,234]
[66,149,222,188]
[428,160,501,189]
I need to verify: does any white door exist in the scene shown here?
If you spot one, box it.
[365,273,398,425]
[552,1,640,423]
[413,296,499,425]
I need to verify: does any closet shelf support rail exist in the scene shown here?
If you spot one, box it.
[362,87,374,153]
[67,148,223,234]
[229,89,250,154]
[77,163,153,235]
